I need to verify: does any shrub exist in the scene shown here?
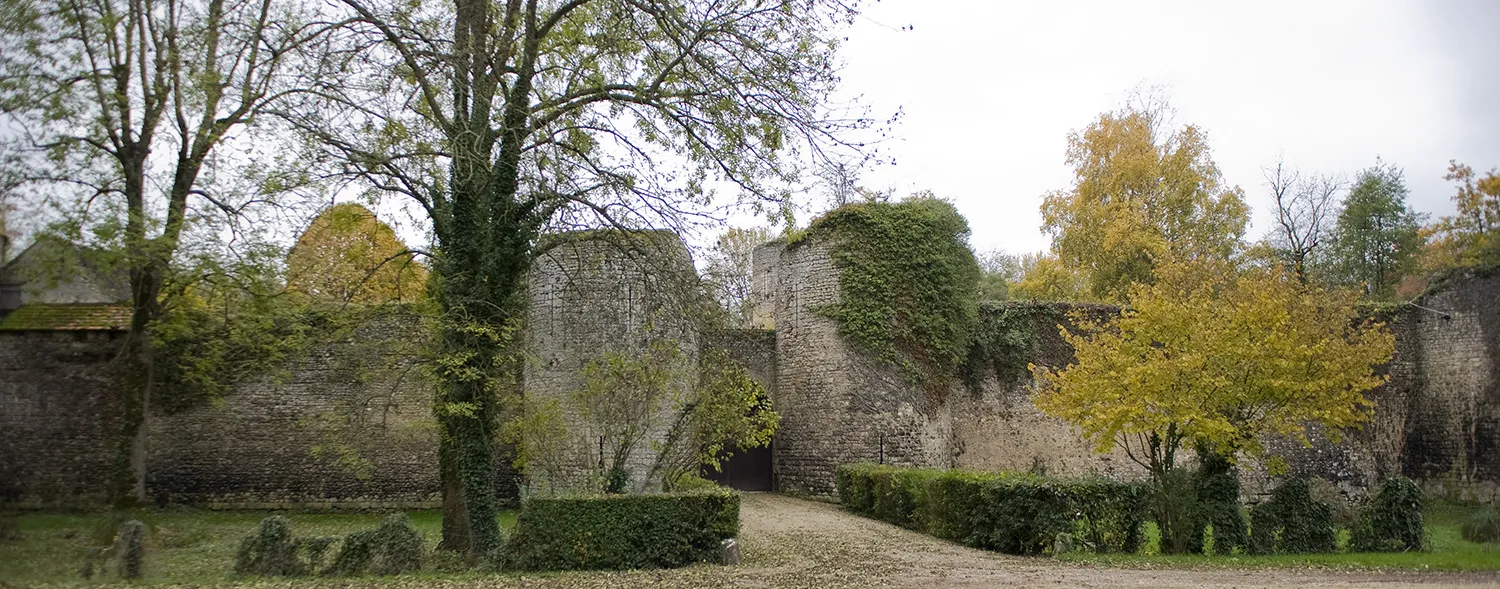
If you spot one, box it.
[668,473,721,492]
[874,468,941,530]
[1249,478,1337,554]
[1349,477,1425,552]
[326,514,424,576]
[1154,468,1202,554]
[835,463,883,515]
[1461,505,1500,544]
[506,489,739,571]
[235,516,302,576]
[1194,451,1246,555]
[836,464,1145,555]
[117,520,146,580]
[298,536,338,572]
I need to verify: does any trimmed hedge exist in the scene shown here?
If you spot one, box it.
[506,489,739,571]
[836,463,1146,555]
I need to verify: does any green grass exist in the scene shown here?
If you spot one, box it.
[1059,502,1500,571]
[0,508,517,585]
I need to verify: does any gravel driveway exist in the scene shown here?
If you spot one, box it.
[712,493,1499,589]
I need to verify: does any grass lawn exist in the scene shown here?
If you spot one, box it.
[1059,502,1500,571]
[0,508,517,585]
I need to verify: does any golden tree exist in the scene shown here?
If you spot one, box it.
[286,203,427,303]
[1039,95,1249,302]
[1426,160,1500,271]
[1034,259,1392,476]
[1033,257,1392,551]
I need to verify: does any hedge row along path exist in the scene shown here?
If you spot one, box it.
[714,494,1488,589]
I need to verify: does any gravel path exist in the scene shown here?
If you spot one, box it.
[715,493,1500,589]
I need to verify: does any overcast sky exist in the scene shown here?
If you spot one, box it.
[822,0,1500,255]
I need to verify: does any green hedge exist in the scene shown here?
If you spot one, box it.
[1349,477,1426,552]
[505,489,739,571]
[835,463,1146,555]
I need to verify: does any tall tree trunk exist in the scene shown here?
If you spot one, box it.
[437,434,472,555]
[111,263,162,507]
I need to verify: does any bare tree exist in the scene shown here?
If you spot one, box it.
[1263,159,1342,281]
[0,0,338,505]
[704,227,774,328]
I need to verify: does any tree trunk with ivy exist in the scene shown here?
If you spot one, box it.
[300,0,872,559]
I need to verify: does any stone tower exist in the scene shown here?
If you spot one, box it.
[523,230,704,492]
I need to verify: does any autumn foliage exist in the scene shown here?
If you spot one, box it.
[1035,96,1248,302]
[1033,258,1394,475]
[286,204,427,303]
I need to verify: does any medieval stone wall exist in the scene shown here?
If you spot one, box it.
[756,236,1500,501]
[4,230,1497,506]
[949,304,1145,480]
[146,312,443,508]
[523,232,702,493]
[763,239,952,495]
[0,312,478,508]
[0,331,124,506]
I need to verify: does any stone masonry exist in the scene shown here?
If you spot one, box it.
[1,231,1497,506]
[523,231,703,492]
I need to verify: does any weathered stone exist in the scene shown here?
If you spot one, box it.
[1,231,1497,507]
[719,538,741,565]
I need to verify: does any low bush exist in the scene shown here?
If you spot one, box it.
[1249,478,1337,555]
[506,489,739,571]
[234,516,303,576]
[1461,505,1500,544]
[667,473,721,492]
[326,514,423,576]
[236,514,419,577]
[835,463,1146,555]
[872,466,942,530]
[1349,477,1426,552]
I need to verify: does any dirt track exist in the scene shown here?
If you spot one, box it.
[711,493,1499,589]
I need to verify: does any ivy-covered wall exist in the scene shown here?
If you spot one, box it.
[754,224,1500,501]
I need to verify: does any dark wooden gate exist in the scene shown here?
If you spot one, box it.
[703,443,774,491]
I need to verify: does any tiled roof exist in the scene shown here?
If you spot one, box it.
[0,304,132,331]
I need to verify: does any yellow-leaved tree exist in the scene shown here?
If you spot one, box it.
[1425,161,1500,272]
[1033,257,1393,549]
[1009,252,1093,301]
[1038,94,1249,302]
[286,203,427,303]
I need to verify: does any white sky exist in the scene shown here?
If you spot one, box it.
[821,0,1500,255]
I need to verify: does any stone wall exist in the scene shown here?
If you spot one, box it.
[0,330,124,505]
[523,232,703,492]
[0,311,477,508]
[147,311,443,508]
[5,229,1498,506]
[1398,272,1500,500]
[755,236,1500,500]
[764,239,952,495]
[949,303,1144,480]
[701,328,777,391]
